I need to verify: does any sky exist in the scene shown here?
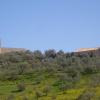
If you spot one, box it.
[0,0,100,52]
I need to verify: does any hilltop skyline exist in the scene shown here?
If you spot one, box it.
[0,0,100,52]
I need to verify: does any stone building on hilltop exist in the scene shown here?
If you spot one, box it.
[0,39,26,54]
[0,48,26,54]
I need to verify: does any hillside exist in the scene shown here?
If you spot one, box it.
[0,49,100,100]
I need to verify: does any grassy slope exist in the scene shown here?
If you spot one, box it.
[0,71,100,100]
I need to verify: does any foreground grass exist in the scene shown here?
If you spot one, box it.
[0,71,100,100]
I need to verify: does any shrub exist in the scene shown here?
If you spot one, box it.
[7,73,18,81]
[76,90,95,100]
[51,95,57,100]
[17,83,25,92]
[89,74,100,87]
[35,90,42,100]
[23,96,29,100]
[59,83,73,93]
[43,85,51,96]
[7,94,15,100]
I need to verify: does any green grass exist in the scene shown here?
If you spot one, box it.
[0,71,100,100]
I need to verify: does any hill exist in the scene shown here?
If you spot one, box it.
[0,48,100,100]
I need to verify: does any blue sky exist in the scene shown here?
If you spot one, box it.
[0,0,100,52]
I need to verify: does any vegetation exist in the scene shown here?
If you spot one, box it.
[17,83,26,92]
[0,49,100,100]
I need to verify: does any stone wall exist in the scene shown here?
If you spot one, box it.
[76,47,99,52]
[0,48,26,54]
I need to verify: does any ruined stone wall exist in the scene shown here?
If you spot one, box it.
[76,48,99,52]
[0,48,26,54]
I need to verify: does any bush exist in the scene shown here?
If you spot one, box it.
[23,96,29,100]
[76,90,95,100]
[89,74,100,87]
[7,73,18,81]
[7,94,15,100]
[59,83,73,93]
[43,85,51,96]
[17,83,25,92]
[51,95,57,100]
[35,90,43,100]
